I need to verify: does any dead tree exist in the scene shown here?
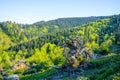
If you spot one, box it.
[63,37,94,68]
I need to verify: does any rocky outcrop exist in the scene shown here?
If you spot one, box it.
[12,60,30,70]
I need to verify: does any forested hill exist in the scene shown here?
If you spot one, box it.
[0,16,107,44]
[33,16,107,28]
[0,14,120,80]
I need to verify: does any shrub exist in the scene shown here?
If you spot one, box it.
[22,69,37,75]
[76,76,89,80]
[0,75,3,80]
[14,69,24,75]
[53,57,65,66]
[111,73,120,80]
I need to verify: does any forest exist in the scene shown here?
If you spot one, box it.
[0,14,120,80]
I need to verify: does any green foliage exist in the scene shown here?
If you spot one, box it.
[42,27,48,33]
[76,76,89,80]
[34,16,105,28]
[88,54,120,80]
[109,73,120,80]
[0,51,12,69]
[0,14,120,80]
[28,43,65,67]
[99,35,113,54]
[0,75,3,80]
[14,69,24,75]
[20,69,57,80]
[0,28,12,50]
[53,56,65,65]
[22,68,37,75]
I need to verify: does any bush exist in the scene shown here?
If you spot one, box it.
[22,69,37,75]
[31,62,49,72]
[99,47,110,55]
[0,75,3,80]
[111,73,120,80]
[53,57,65,66]
[76,76,89,80]
[14,69,24,75]
[88,54,120,80]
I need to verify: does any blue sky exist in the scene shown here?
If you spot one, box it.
[0,0,120,24]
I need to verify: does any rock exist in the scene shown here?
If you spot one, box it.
[6,75,19,80]
[12,60,30,70]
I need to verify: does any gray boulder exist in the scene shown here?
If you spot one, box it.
[6,75,19,80]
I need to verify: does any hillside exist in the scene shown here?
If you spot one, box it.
[34,16,107,28]
[0,28,12,51]
[0,14,120,80]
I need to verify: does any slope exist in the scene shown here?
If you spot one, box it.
[34,16,107,28]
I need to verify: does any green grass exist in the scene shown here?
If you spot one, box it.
[86,54,120,80]
[60,54,120,80]
[20,68,57,80]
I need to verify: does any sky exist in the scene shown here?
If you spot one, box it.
[0,0,120,24]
